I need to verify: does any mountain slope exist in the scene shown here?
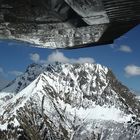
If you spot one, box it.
[0,63,140,140]
[0,63,44,106]
[0,79,10,90]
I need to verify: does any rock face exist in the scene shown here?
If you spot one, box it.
[0,62,140,140]
[0,0,140,48]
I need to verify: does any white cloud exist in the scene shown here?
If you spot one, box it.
[110,44,115,49]
[0,67,3,73]
[9,70,23,76]
[0,67,6,77]
[117,35,128,41]
[119,45,132,53]
[30,51,95,64]
[46,51,95,64]
[30,53,40,63]
[124,65,140,77]
[0,67,8,79]
[71,57,95,64]
[0,67,23,78]
[47,51,69,63]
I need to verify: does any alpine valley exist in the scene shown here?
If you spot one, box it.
[0,63,140,140]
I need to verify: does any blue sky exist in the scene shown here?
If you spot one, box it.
[0,25,140,94]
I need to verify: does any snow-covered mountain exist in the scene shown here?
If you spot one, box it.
[0,63,140,140]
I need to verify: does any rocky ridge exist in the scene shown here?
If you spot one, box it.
[0,63,140,140]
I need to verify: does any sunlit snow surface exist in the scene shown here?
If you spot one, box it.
[0,63,134,130]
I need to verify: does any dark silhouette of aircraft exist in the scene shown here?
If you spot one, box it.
[0,0,140,49]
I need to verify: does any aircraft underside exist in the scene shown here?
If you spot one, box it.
[0,0,140,49]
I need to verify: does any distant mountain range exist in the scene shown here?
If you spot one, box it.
[0,63,140,140]
[0,79,10,90]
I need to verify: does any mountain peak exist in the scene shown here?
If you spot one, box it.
[0,63,140,139]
